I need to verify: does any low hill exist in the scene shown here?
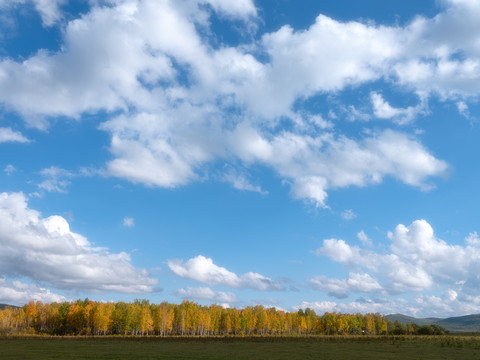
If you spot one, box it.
[0,303,19,310]
[387,314,440,327]
[386,313,480,333]
[436,314,480,333]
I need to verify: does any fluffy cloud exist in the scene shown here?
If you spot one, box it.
[0,128,30,143]
[176,286,238,303]
[168,255,284,291]
[295,299,394,315]
[290,176,329,207]
[317,238,361,264]
[0,0,65,29]
[357,230,373,247]
[465,232,480,246]
[0,0,470,206]
[254,15,399,118]
[393,0,480,97]
[32,0,66,26]
[0,278,66,306]
[309,273,382,299]
[299,286,480,317]
[101,109,447,207]
[0,192,157,293]
[388,220,468,281]
[202,0,256,18]
[314,219,480,308]
[456,101,470,117]
[231,128,447,206]
[370,92,427,124]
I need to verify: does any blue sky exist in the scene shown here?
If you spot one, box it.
[1,0,480,318]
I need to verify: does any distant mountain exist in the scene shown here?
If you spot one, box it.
[436,314,480,333]
[386,313,480,333]
[387,313,440,326]
[0,303,19,310]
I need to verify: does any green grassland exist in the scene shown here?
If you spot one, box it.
[1,336,480,360]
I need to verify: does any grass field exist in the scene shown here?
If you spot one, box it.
[1,336,480,359]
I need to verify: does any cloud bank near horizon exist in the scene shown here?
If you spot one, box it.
[0,192,158,304]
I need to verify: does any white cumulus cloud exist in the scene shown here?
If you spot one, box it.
[370,92,427,124]
[0,128,30,143]
[176,286,238,303]
[0,192,157,294]
[0,0,465,207]
[0,278,67,306]
[309,273,382,299]
[168,255,284,291]
[314,219,480,306]
[32,0,66,26]
[357,230,373,247]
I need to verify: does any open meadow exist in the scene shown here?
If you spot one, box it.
[1,336,480,360]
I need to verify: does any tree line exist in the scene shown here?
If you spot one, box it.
[0,299,446,336]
